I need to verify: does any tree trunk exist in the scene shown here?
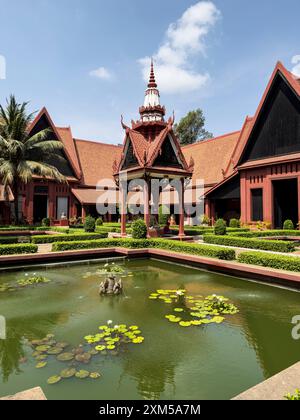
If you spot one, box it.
[12,180,19,225]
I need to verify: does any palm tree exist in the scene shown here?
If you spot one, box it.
[0,95,66,224]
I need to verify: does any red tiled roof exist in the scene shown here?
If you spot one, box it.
[74,139,122,186]
[182,131,241,187]
[119,123,190,173]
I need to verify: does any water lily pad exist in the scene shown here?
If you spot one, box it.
[75,353,91,363]
[36,345,50,352]
[191,320,203,326]
[47,375,61,385]
[95,345,106,352]
[90,372,101,379]
[179,321,192,327]
[57,352,74,362]
[60,368,76,378]
[56,342,69,349]
[169,317,182,323]
[75,370,90,379]
[174,308,184,313]
[107,345,116,350]
[47,347,63,355]
[36,354,48,361]
[36,362,47,369]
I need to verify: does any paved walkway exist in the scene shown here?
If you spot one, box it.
[37,244,52,254]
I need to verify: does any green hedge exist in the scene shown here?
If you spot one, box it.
[31,233,108,244]
[0,243,38,255]
[203,234,295,253]
[230,230,300,238]
[0,236,21,244]
[238,251,300,273]
[51,238,236,261]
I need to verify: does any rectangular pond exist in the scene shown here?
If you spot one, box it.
[0,258,300,400]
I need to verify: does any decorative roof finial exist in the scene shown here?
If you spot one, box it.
[148,58,157,88]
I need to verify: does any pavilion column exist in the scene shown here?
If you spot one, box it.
[120,181,127,237]
[81,205,87,222]
[144,178,150,235]
[179,178,185,238]
[298,176,300,225]
[27,184,34,225]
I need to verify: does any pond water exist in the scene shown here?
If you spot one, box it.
[0,258,300,400]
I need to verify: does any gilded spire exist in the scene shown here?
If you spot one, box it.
[148,58,157,88]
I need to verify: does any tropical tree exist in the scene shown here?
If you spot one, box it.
[0,95,66,224]
[174,109,213,145]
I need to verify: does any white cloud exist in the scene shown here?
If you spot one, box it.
[291,55,300,77]
[139,1,220,94]
[89,66,112,80]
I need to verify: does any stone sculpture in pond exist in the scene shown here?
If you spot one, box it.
[99,274,123,296]
[98,263,124,296]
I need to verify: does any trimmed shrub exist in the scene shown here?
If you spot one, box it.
[159,205,170,226]
[203,234,295,253]
[42,218,51,227]
[131,219,148,239]
[31,233,108,244]
[238,251,300,273]
[96,217,103,227]
[214,219,227,236]
[0,243,38,255]
[51,238,236,261]
[84,216,96,233]
[229,219,240,228]
[230,230,300,238]
[0,236,21,245]
[283,219,294,230]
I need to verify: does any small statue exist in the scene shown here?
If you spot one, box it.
[99,274,123,296]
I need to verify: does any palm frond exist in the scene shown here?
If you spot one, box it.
[25,160,67,183]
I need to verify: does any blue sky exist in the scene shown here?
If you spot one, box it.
[0,0,299,144]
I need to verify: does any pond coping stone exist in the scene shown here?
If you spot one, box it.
[0,387,47,400]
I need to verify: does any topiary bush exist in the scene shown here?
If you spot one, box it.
[131,219,148,239]
[42,218,51,227]
[238,251,300,272]
[159,205,170,226]
[283,219,294,230]
[204,234,295,253]
[229,219,240,228]
[214,219,227,236]
[84,216,96,233]
[96,217,103,227]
